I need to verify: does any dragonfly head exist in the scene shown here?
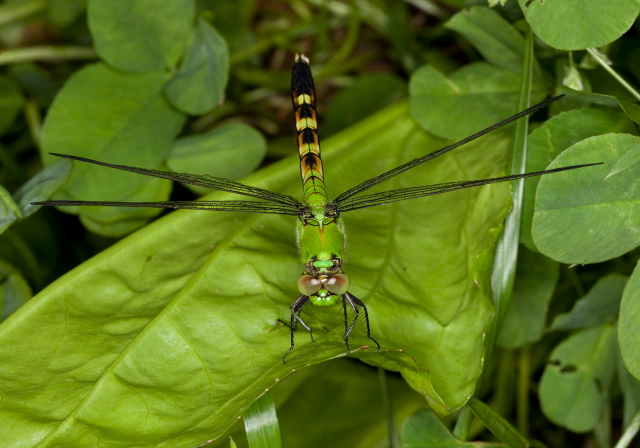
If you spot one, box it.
[298,273,350,306]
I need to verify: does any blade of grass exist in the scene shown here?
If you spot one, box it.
[586,47,640,102]
[614,410,640,448]
[487,23,534,356]
[517,347,531,437]
[467,398,529,448]
[244,391,283,448]
[455,23,535,441]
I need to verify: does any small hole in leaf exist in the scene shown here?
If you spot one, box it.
[560,364,577,373]
[549,359,561,366]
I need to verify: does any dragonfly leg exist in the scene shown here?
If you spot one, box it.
[283,294,313,364]
[341,295,354,353]
[344,292,381,351]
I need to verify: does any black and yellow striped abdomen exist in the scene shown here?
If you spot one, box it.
[291,55,328,210]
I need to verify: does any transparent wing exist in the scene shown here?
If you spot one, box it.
[48,153,303,209]
[31,199,303,216]
[332,163,601,213]
[333,95,565,204]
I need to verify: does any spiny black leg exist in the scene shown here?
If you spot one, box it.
[344,292,381,351]
[282,294,312,364]
[342,294,359,353]
[341,296,350,350]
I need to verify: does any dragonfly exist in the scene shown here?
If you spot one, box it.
[33,55,600,363]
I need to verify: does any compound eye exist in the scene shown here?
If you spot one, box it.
[324,274,350,295]
[298,275,322,295]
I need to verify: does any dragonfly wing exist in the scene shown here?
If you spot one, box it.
[333,95,565,204]
[333,163,602,213]
[49,153,303,208]
[31,199,303,216]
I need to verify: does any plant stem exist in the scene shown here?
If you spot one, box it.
[453,407,472,441]
[0,0,46,27]
[594,399,611,448]
[614,410,640,448]
[517,346,530,437]
[24,99,41,149]
[586,47,640,101]
[0,46,96,66]
[378,367,399,448]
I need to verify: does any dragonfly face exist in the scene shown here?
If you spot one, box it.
[297,273,350,306]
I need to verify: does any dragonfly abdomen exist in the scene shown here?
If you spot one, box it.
[292,55,328,209]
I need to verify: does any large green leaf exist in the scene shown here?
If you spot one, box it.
[0,102,516,445]
[518,0,640,50]
[40,63,185,237]
[533,134,640,264]
[87,0,196,72]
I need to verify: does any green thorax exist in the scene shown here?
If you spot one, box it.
[297,216,346,276]
[297,216,347,306]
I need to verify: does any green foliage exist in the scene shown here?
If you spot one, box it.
[620,262,640,379]
[0,102,516,445]
[164,18,230,115]
[539,325,617,432]
[167,123,266,195]
[410,63,534,140]
[402,406,506,447]
[497,247,559,348]
[551,275,627,330]
[533,134,640,263]
[0,0,639,447]
[520,108,636,250]
[0,259,32,321]
[88,0,195,72]
[0,75,24,135]
[243,392,282,448]
[518,0,640,50]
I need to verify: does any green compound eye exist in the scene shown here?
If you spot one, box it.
[298,274,323,295]
[324,273,350,295]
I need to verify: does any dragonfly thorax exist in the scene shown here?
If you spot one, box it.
[297,215,346,276]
